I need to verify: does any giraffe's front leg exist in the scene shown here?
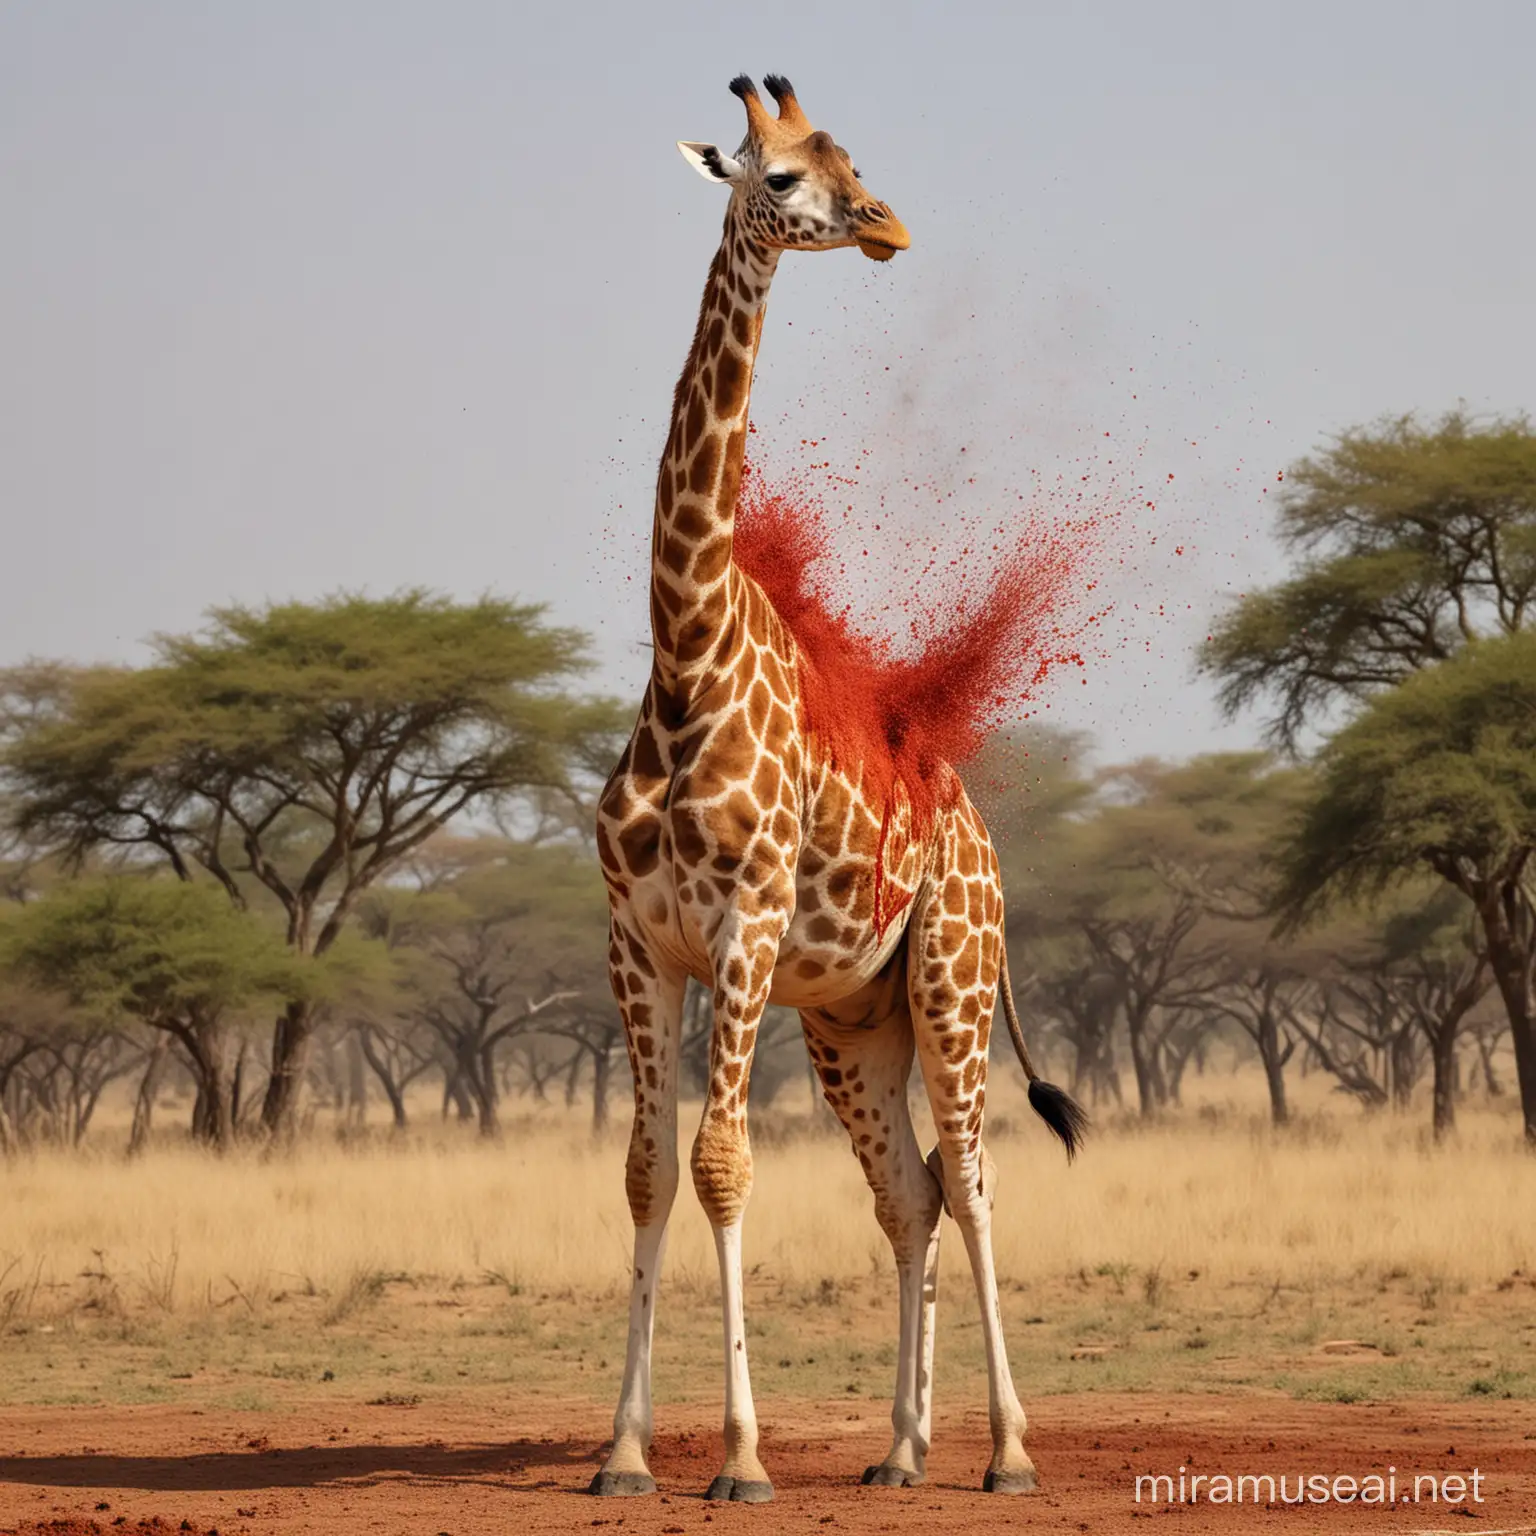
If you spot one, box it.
[590,928,686,1498]
[691,917,785,1503]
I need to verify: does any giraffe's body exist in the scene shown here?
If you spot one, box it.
[592,75,1085,1503]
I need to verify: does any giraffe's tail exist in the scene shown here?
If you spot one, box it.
[999,945,1089,1162]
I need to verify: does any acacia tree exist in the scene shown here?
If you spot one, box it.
[1,878,313,1149]
[1134,755,1321,1125]
[1203,411,1535,1134]
[0,592,624,1135]
[352,1013,439,1131]
[1031,817,1210,1117]
[1283,947,1409,1112]
[544,1001,627,1133]
[1020,942,1125,1106]
[0,830,136,1149]
[981,731,1123,1097]
[368,838,611,1136]
[1198,956,1303,1126]
[1029,755,1310,1117]
[1273,631,1536,1145]
[1203,410,1536,750]
[9,1019,140,1146]
[1372,889,1491,1139]
[1277,889,1493,1136]
[0,983,59,1152]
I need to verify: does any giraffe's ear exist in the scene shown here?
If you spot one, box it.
[677,141,743,184]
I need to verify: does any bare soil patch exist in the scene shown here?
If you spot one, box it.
[2,1393,1533,1535]
[5,1523,223,1536]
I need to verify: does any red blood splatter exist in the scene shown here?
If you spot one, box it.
[734,459,1104,929]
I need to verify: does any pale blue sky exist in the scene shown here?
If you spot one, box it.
[3,2,1532,761]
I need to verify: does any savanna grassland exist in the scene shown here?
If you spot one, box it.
[4,1071,1534,1423]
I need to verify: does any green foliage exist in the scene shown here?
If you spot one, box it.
[0,590,627,949]
[1274,630,1536,925]
[1002,751,1314,1117]
[369,836,607,977]
[0,591,628,1131]
[1203,411,1536,748]
[354,834,616,1135]
[1,877,311,1025]
[1013,752,1307,941]
[1373,883,1483,971]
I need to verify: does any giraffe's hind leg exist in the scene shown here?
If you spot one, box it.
[803,976,944,1489]
[908,809,1038,1494]
[590,923,687,1498]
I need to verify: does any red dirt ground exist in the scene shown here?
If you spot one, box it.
[2,1395,1533,1535]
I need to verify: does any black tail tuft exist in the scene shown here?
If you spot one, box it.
[1027,1079,1090,1162]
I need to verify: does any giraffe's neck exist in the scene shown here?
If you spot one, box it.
[649,207,780,694]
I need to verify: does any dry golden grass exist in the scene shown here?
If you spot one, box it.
[3,1072,1533,1327]
[2,1071,1535,1412]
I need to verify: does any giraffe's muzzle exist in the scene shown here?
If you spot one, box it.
[855,201,910,261]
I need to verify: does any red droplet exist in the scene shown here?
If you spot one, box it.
[733,459,1101,876]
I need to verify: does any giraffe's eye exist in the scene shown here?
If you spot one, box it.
[764,172,798,194]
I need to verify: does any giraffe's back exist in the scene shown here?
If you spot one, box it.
[596,568,1001,1009]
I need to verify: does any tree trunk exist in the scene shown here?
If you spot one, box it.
[1488,953,1536,1146]
[1476,1030,1504,1096]
[205,1050,235,1151]
[1479,893,1536,1147]
[1263,1046,1290,1126]
[358,1028,410,1130]
[0,1051,31,1154]
[189,1057,212,1142]
[1086,1027,1123,1107]
[261,1000,316,1138]
[1126,1005,1165,1118]
[182,1027,235,1151]
[1163,1041,1189,1105]
[322,1031,346,1112]
[1068,1043,1088,1100]
[442,1060,475,1122]
[473,1044,500,1138]
[346,1030,368,1127]
[128,1036,170,1156]
[1389,1027,1418,1111]
[591,1046,611,1134]
[229,1043,242,1127]
[1255,1009,1290,1127]
[1430,1025,1458,1141]
[526,1050,553,1103]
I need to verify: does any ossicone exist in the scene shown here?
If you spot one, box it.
[762,73,810,132]
[728,72,810,138]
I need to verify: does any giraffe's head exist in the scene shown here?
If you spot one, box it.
[678,75,910,262]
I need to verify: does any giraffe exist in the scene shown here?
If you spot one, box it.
[591,74,1087,1503]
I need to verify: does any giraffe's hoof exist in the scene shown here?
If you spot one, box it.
[705,1475,775,1503]
[588,1470,657,1497]
[861,1463,925,1487]
[982,1465,1039,1495]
